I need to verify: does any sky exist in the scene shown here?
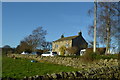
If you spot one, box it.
[0,2,2,48]
[2,2,94,48]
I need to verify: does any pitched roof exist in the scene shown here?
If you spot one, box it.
[53,35,78,42]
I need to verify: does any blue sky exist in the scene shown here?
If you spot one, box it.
[0,2,2,48]
[2,2,94,47]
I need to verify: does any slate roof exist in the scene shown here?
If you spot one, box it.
[53,35,78,42]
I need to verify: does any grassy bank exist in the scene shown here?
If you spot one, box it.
[2,56,80,78]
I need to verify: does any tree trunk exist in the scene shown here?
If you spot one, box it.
[105,4,111,55]
[105,23,111,54]
[93,0,97,53]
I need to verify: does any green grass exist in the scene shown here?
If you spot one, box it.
[2,56,80,78]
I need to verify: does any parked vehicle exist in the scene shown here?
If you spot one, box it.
[41,51,58,56]
[80,49,86,56]
[21,51,28,54]
[31,52,42,55]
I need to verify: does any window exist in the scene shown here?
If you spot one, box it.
[44,52,50,54]
[66,43,69,48]
[55,44,58,48]
[52,52,57,55]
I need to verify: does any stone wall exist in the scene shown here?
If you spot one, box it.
[24,66,120,79]
[2,66,120,80]
[5,54,120,79]
[8,54,119,70]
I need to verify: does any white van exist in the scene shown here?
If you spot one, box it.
[80,49,86,56]
[41,51,58,57]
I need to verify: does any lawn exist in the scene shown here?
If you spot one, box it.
[2,56,80,78]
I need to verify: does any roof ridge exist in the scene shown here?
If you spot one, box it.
[63,35,78,38]
[53,35,78,42]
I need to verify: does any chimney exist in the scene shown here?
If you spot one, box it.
[78,31,82,36]
[61,34,64,38]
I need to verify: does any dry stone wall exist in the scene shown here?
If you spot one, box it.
[2,66,120,80]
[23,66,120,80]
[5,54,120,79]
[7,54,119,70]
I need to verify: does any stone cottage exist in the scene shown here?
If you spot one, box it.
[52,31,88,55]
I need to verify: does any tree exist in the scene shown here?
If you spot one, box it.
[59,46,67,55]
[3,45,11,48]
[2,45,14,55]
[88,2,119,54]
[88,41,99,48]
[41,42,52,51]
[15,41,33,53]
[66,47,78,55]
[23,27,47,51]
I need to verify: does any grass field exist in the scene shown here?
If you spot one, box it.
[2,56,80,78]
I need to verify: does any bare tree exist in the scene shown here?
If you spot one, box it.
[42,42,52,51]
[88,2,119,54]
[88,41,99,48]
[16,41,33,53]
[23,27,47,51]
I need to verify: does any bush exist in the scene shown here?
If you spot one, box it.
[66,47,79,55]
[85,48,106,55]
[99,54,118,59]
[89,52,98,60]
[81,49,101,62]
[81,49,118,62]
[57,55,80,58]
[57,55,66,57]
[59,46,67,55]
